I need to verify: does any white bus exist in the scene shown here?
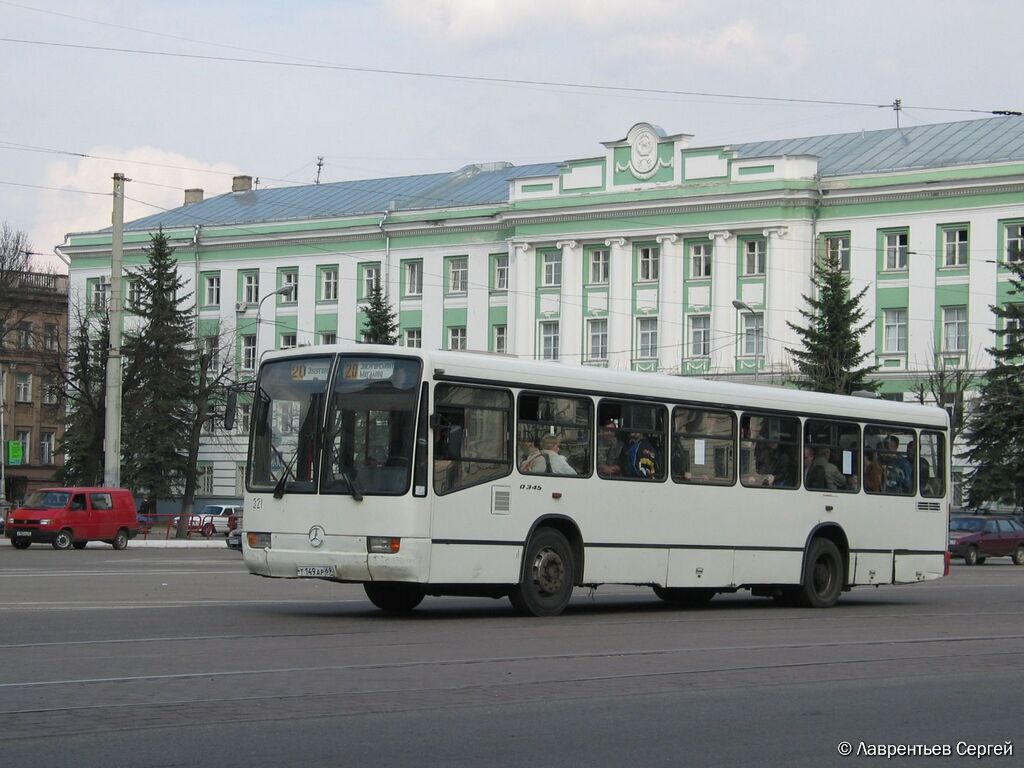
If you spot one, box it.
[239,344,949,616]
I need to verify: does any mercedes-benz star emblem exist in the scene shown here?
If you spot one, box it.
[308,526,325,548]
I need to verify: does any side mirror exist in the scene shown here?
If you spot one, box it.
[224,392,237,431]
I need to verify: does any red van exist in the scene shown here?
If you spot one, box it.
[5,488,139,550]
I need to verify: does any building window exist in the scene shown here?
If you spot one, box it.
[320,332,337,345]
[885,232,908,270]
[281,270,298,302]
[448,326,467,350]
[825,235,850,272]
[90,280,110,311]
[1005,311,1022,351]
[691,243,712,278]
[281,333,297,350]
[943,228,969,267]
[15,373,31,402]
[16,323,32,349]
[43,324,58,351]
[744,240,766,275]
[542,252,562,287]
[205,274,221,306]
[540,321,559,360]
[405,328,422,348]
[449,257,468,293]
[197,464,215,495]
[883,309,907,353]
[690,315,710,356]
[203,336,220,372]
[493,325,507,354]
[362,265,380,297]
[321,268,338,301]
[742,313,764,356]
[493,255,508,291]
[241,335,257,371]
[588,319,608,361]
[637,317,658,358]
[405,262,422,296]
[42,377,59,405]
[40,431,55,465]
[15,429,30,463]
[589,249,609,284]
[243,272,259,304]
[127,280,143,311]
[638,246,659,281]
[1007,224,1024,263]
[943,306,968,352]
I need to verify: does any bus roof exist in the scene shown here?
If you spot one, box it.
[262,344,949,429]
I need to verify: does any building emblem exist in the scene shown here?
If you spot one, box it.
[616,123,671,180]
[308,525,325,548]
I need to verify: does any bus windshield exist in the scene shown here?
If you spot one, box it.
[249,356,333,494]
[321,357,422,496]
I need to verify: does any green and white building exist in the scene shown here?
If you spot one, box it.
[59,117,1024,501]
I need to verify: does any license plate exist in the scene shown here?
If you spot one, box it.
[297,565,336,578]
[16,531,31,537]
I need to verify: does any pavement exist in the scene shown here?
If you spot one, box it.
[1,535,230,548]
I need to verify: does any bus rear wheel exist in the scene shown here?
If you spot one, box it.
[364,582,425,613]
[653,586,715,606]
[509,528,575,617]
[797,538,843,608]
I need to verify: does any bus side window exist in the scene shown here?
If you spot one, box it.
[433,385,512,495]
[919,431,946,498]
[671,406,735,485]
[740,413,800,489]
[803,419,860,493]
[864,425,916,496]
[518,392,592,478]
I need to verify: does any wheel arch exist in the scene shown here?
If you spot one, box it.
[521,514,585,585]
[801,523,850,588]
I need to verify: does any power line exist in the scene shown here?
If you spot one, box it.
[0,37,1016,116]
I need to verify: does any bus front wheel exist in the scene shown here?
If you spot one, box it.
[364,582,425,613]
[509,528,575,617]
[797,538,843,608]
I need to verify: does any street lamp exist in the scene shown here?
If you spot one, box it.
[255,285,294,352]
[732,299,761,383]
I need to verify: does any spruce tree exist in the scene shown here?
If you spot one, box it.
[120,230,195,500]
[361,282,398,344]
[55,313,108,486]
[786,253,880,395]
[964,259,1024,507]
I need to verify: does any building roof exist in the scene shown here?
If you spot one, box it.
[733,116,1024,177]
[124,162,563,232]
[122,117,1024,232]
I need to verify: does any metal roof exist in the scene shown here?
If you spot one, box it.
[121,117,1024,232]
[732,116,1024,177]
[124,161,563,231]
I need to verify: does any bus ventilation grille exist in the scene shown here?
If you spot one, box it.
[916,501,942,512]
[491,487,511,515]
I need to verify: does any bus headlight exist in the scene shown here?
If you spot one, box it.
[368,536,401,554]
[247,532,271,549]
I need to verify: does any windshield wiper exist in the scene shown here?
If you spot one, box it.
[339,467,363,501]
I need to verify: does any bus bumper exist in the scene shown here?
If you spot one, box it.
[243,534,429,584]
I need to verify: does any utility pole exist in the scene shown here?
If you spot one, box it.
[103,172,127,488]
[315,156,324,184]
[892,97,902,129]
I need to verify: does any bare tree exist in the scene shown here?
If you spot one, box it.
[0,222,35,343]
[909,349,979,449]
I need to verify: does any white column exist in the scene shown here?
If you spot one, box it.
[297,262,316,346]
[606,237,630,370]
[762,227,789,375]
[420,249,443,351]
[709,230,734,374]
[508,242,534,359]
[467,250,490,352]
[557,240,580,366]
[257,266,276,353]
[657,234,681,373]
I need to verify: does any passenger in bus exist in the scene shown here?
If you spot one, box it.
[882,435,914,493]
[863,449,883,492]
[523,434,576,476]
[907,439,930,486]
[802,446,815,483]
[598,421,625,477]
[519,437,542,473]
[625,432,658,479]
[805,446,847,490]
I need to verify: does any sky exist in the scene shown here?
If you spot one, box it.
[2,0,1022,271]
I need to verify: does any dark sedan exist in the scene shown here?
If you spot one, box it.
[949,516,1024,565]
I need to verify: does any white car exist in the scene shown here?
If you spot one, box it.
[171,504,243,537]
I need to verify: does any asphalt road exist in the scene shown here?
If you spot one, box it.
[1,543,1022,768]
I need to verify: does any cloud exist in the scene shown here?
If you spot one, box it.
[32,147,239,270]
